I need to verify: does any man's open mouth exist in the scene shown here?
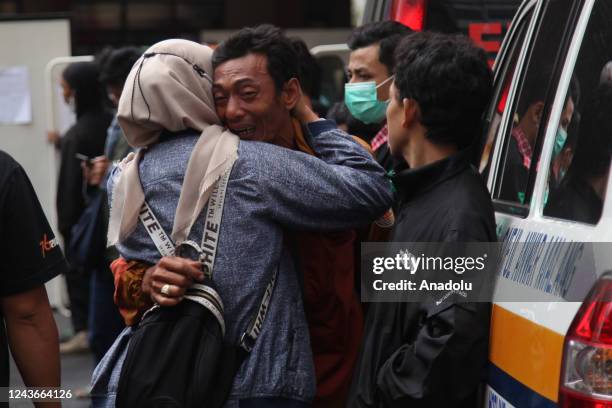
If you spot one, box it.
[232,127,256,138]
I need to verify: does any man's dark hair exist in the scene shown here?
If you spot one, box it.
[99,47,142,87]
[212,24,299,92]
[517,68,580,116]
[393,32,492,149]
[289,37,321,100]
[347,21,412,73]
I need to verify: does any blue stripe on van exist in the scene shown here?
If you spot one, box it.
[488,363,557,408]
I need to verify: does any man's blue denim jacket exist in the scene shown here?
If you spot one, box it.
[108,120,393,404]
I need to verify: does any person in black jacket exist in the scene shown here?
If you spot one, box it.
[349,32,496,407]
[53,61,113,353]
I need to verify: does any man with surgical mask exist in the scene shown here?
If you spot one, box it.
[500,74,579,204]
[346,21,412,171]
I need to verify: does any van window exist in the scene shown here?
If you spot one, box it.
[479,6,534,176]
[493,0,577,209]
[543,1,612,225]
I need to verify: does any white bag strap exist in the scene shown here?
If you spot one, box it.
[138,169,231,336]
[239,265,278,352]
[139,202,175,257]
[138,167,231,263]
[200,167,231,279]
[139,166,277,352]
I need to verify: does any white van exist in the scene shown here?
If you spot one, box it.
[479,0,612,406]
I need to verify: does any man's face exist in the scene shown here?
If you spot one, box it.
[386,82,408,156]
[347,43,391,101]
[213,53,292,144]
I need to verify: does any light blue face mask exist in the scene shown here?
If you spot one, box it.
[344,76,394,124]
[553,127,568,158]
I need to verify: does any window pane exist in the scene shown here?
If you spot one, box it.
[544,1,612,225]
[479,9,532,176]
[495,0,575,206]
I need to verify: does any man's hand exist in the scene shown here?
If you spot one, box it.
[142,256,204,306]
[291,84,320,125]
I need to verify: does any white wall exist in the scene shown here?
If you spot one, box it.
[0,18,71,231]
[0,18,72,311]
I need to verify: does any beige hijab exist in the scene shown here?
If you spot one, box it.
[108,39,239,247]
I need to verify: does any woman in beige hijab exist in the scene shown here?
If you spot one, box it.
[98,38,391,408]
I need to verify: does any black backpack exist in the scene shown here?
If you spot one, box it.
[116,169,276,407]
[115,285,245,408]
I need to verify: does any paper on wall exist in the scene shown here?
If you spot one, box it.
[0,66,32,125]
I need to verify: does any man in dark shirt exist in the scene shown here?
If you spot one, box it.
[349,33,496,407]
[0,151,66,407]
[500,74,579,204]
[346,21,412,171]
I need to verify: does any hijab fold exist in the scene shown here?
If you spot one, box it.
[107,39,239,247]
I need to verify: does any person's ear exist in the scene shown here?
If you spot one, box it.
[402,98,420,129]
[282,78,301,110]
[532,101,545,125]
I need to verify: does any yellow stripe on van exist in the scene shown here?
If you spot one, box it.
[489,304,565,402]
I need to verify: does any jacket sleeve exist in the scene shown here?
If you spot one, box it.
[375,301,490,406]
[255,120,394,231]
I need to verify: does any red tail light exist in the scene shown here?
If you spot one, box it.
[391,0,427,31]
[559,273,612,407]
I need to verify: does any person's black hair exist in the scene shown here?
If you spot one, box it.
[95,46,114,69]
[567,82,612,181]
[327,102,381,143]
[565,110,580,150]
[517,68,580,116]
[515,67,551,116]
[289,37,321,100]
[62,61,105,118]
[212,24,299,93]
[393,32,492,149]
[100,46,142,87]
[347,21,413,73]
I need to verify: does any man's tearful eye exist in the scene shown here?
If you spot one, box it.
[214,94,228,104]
[233,127,257,138]
[241,91,257,99]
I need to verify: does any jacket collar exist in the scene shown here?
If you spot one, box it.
[393,148,472,202]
